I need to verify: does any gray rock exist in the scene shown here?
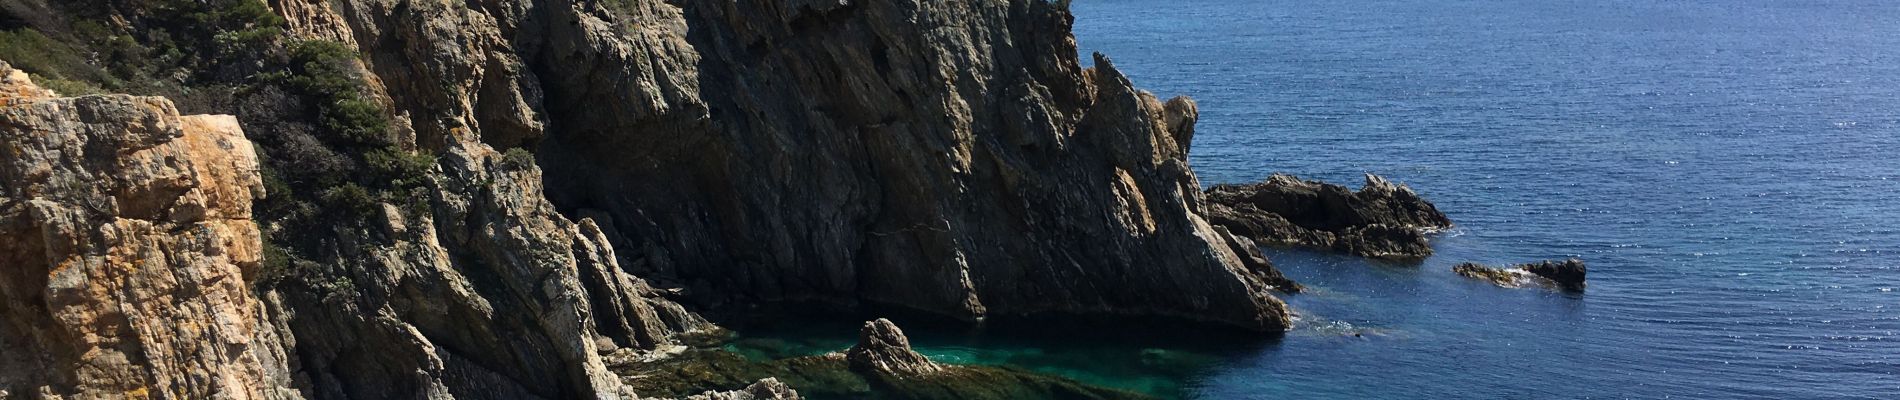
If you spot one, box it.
[846,319,942,377]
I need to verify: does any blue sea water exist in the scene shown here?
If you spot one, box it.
[729,0,1900,398]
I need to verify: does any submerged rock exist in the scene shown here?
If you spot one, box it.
[621,320,1150,400]
[683,378,800,400]
[1454,259,1587,291]
[1207,173,1452,260]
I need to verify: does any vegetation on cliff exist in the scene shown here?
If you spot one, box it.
[0,0,441,289]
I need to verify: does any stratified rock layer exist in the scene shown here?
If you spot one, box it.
[0,62,299,398]
[1207,173,1452,260]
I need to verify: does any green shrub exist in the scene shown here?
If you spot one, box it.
[365,146,437,187]
[320,183,378,218]
[258,239,294,284]
[0,29,108,84]
[503,147,536,169]
[267,40,391,146]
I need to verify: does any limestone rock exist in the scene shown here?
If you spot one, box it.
[1207,173,1452,260]
[0,61,299,399]
[1454,259,1587,291]
[845,319,942,377]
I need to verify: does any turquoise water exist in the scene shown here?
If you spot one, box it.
[734,0,1900,398]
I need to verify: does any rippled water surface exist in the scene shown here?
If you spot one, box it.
[733,0,1900,398]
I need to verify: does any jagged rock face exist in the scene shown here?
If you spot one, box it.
[229,1,732,398]
[1207,173,1452,260]
[1454,259,1587,291]
[538,0,1295,331]
[0,62,300,399]
[259,140,723,399]
[269,0,1293,332]
[845,319,942,377]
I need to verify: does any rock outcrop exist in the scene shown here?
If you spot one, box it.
[0,62,299,398]
[268,0,1294,334]
[1207,173,1452,260]
[845,319,943,377]
[1454,259,1587,291]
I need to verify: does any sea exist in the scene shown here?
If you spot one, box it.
[723,0,1900,398]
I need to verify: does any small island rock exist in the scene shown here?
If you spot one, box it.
[846,319,944,377]
[1207,173,1452,260]
[1455,259,1588,291]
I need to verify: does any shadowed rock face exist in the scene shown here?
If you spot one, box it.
[1454,259,1587,291]
[533,0,1296,330]
[1207,173,1451,260]
[270,0,1293,334]
[0,62,299,399]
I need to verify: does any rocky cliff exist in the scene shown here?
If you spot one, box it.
[0,62,297,399]
[1,0,1301,398]
[268,0,1292,329]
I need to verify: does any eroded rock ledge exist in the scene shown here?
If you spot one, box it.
[1206,173,1452,260]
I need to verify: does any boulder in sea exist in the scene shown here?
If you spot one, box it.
[1206,173,1452,260]
[1521,259,1588,288]
[846,319,944,377]
[1454,259,1587,291]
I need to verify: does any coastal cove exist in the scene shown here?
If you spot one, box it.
[0,0,1893,398]
[719,0,1900,398]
